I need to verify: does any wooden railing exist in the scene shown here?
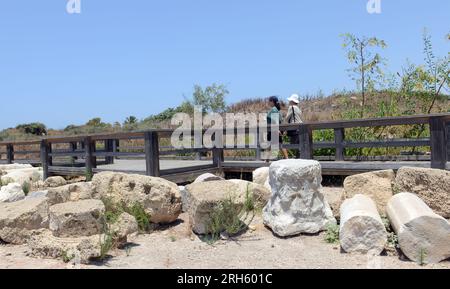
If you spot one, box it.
[0,113,449,179]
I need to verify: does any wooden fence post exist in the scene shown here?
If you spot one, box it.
[40,140,50,180]
[84,137,97,178]
[70,142,78,164]
[6,144,14,164]
[144,131,160,177]
[113,139,119,156]
[334,128,345,161]
[212,129,224,168]
[298,124,313,159]
[255,128,262,161]
[48,143,53,166]
[447,122,450,161]
[104,139,114,164]
[429,116,447,170]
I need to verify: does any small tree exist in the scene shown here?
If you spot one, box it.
[192,83,228,113]
[341,34,387,118]
[123,116,138,131]
[123,116,138,125]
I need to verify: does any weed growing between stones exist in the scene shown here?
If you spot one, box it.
[101,197,151,233]
[324,223,340,244]
[0,178,13,187]
[62,250,75,263]
[206,186,256,244]
[22,181,30,196]
[418,248,427,266]
[382,217,399,254]
[99,216,115,260]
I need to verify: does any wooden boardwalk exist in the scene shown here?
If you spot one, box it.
[1,113,449,184]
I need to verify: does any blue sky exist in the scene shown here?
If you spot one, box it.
[0,0,449,129]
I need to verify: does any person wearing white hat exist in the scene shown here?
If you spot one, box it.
[285,94,303,158]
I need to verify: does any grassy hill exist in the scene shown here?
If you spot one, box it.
[0,90,449,143]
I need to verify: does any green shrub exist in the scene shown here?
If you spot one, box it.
[101,197,123,224]
[101,197,151,233]
[324,223,340,244]
[98,216,115,260]
[85,169,93,182]
[62,251,75,263]
[127,202,151,232]
[382,217,399,251]
[22,181,30,196]
[207,192,256,244]
[418,248,427,266]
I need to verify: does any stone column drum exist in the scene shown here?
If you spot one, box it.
[387,192,450,264]
[340,194,387,255]
[263,160,336,237]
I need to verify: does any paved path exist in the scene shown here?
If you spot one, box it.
[100,159,213,172]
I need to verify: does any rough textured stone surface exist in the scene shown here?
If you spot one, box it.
[47,182,93,205]
[110,212,138,245]
[49,199,105,238]
[0,164,33,172]
[43,176,67,188]
[0,183,25,203]
[27,229,101,264]
[343,170,395,215]
[0,197,49,244]
[185,181,244,234]
[228,179,271,208]
[193,173,224,183]
[92,172,182,224]
[339,194,387,255]
[387,192,450,264]
[252,167,271,191]
[321,187,345,219]
[0,168,43,187]
[263,160,336,237]
[394,167,450,218]
[26,190,48,199]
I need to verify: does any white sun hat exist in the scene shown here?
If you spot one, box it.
[287,94,300,104]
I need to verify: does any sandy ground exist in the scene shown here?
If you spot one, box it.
[1,211,449,269]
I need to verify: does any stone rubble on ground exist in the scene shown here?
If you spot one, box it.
[193,173,224,183]
[110,212,139,245]
[0,183,25,203]
[394,167,450,218]
[1,162,450,266]
[0,197,49,244]
[185,180,245,234]
[46,182,94,205]
[386,192,450,264]
[92,171,182,224]
[26,190,49,199]
[49,199,105,238]
[43,176,67,188]
[339,194,387,255]
[0,168,43,187]
[263,159,336,237]
[227,179,271,208]
[342,170,395,215]
[252,167,271,191]
[27,229,102,264]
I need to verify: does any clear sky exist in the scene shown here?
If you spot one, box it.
[0,0,449,129]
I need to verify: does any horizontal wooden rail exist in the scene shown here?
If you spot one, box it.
[0,113,448,177]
